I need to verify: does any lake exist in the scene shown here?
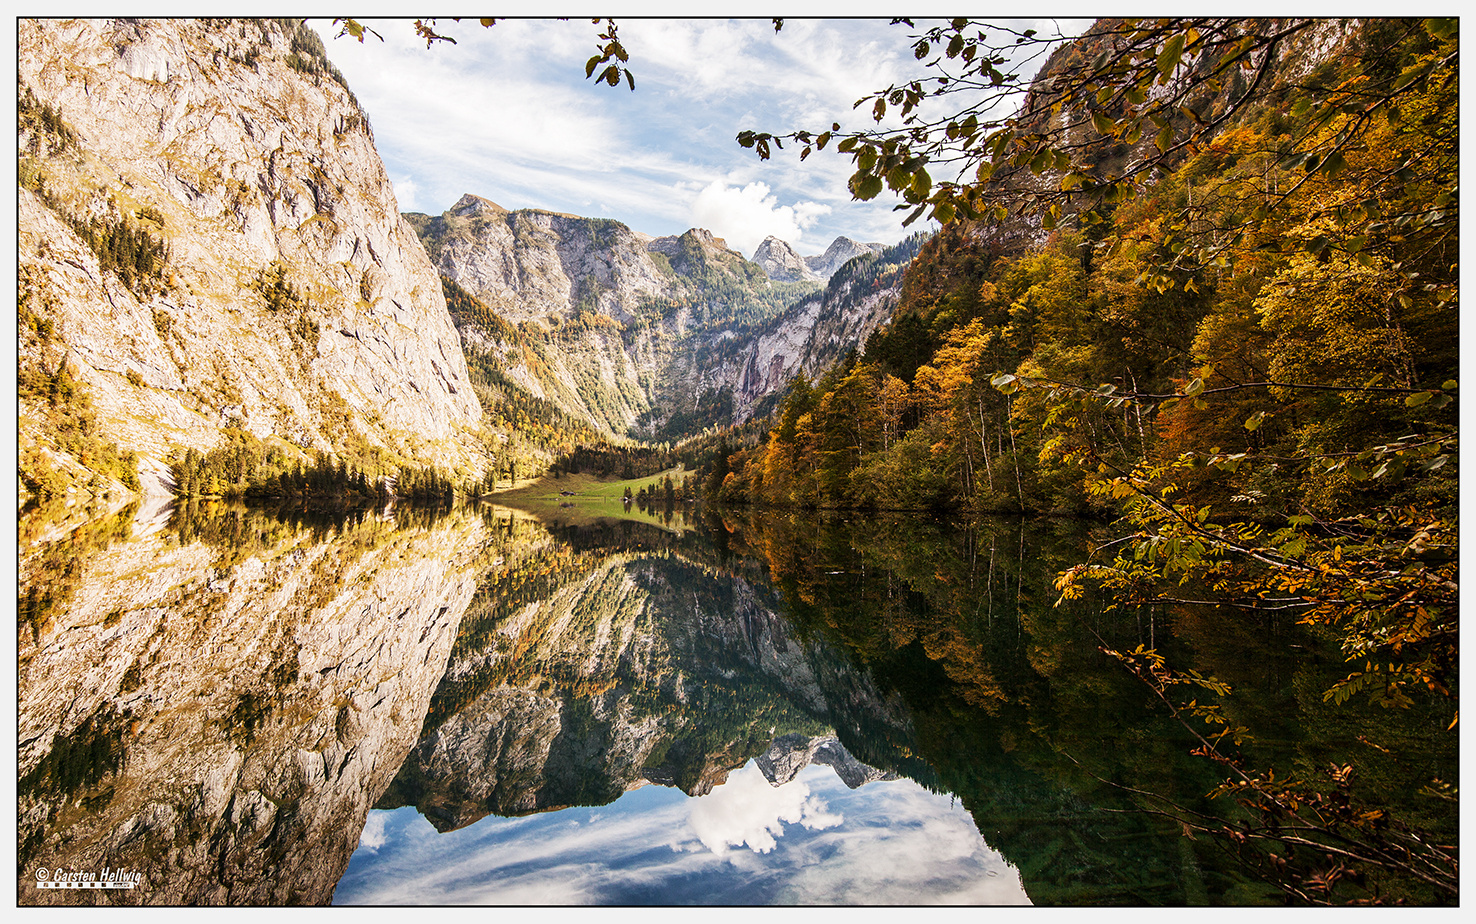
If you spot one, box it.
[16,497,1458,905]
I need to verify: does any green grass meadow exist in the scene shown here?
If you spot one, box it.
[487,465,700,533]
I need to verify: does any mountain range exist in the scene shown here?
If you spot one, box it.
[406,192,911,440]
[17,17,913,513]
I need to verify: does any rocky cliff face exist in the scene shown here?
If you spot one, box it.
[804,236,886,279]
[658,234,925,424]
[410,194,830,436]
[411,194,672,328]
[17,19,482,510]
[755,733,898,789]
[412,196,924,439]
[16,504,499,905]
[753,235,821,283]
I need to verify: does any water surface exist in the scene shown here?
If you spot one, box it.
[16,500,1457,905]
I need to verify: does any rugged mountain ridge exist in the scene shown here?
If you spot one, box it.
[651,234,926,429]
[410,195,904,438]
[411,194,918,439]
[753,235,821,283]
[378,549,911,831]
[804,236,886,279]
[17,18,483,513]
[752,234,885,284]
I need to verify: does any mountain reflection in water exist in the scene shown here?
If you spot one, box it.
[16,501,1457,905]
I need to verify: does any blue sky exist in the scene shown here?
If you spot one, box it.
[335,761,1030,905]
[318,14,1079,259]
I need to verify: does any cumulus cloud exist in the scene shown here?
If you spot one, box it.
[686,764,843,855]
[750,777,1030,905]
[689,181,832,258]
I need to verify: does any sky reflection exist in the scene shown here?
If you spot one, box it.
[335,761,1029,905]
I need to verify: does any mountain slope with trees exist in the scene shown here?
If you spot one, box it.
[715,19,1456,900]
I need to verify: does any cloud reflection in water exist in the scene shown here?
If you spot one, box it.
[336,762,1029,905]
[685,764,842,854]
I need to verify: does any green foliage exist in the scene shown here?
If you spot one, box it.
[744,18,1455,269]
[169,429,391,505]
[442,276,519,342]
[17,83,79,155]
[553,443,678,481]
[18,358,141,499]
[439,275,604,460]
[279,19,355,98]
[20,166,172,298]
[253,261,303,313]
[394,463,457,504]
[18,707,126,804]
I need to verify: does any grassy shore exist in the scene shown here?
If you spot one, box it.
[486,465,700,533]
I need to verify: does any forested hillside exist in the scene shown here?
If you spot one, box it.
[720,14,1457,774]
[729,19,1456,511]
[705,19,1460,898]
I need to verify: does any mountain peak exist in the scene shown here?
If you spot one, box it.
[449,193,507,217]
[804,236,886,280]
[753,236,820,283]
[687,227,734,252]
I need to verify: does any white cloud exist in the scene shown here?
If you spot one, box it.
[752,775,1030,905]
[631,20,765,95]
[337,765,1030,905]
[356,812,388,854]
[322,17,916,245]
[315,16,1077,248]
[685,763,843,855]
[689,182,831,257]
[390,174,419,213]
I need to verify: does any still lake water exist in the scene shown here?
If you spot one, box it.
[16,497,1457,905]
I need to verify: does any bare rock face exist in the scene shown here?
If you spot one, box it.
[17,19,483,498]
[664,235,923,424]
[419,194,672,328]
[411,197,809,435]
[16,506,494,905]
[755,733,897,789]
[804,236,886,280]
[753,235,821,283]
[727,281,897,422]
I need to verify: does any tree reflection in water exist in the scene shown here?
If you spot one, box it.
[17,501,1457,905]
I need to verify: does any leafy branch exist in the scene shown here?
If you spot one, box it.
[1102,645,1459,903]
[740,18,1457,285]
[331,17,638,90]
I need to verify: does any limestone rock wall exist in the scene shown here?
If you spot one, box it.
[804,236,885,280]
[17,19,482,498]
[754,235,821,283]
